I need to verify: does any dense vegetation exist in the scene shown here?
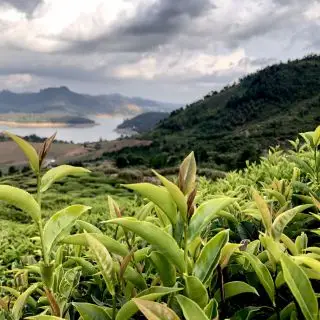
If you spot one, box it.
[117,112,169,133]
[1,126,320,319]
[110,54,320,170]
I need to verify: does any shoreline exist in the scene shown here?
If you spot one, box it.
[0,120,97,128]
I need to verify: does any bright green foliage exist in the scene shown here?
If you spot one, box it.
[1,126,320,319]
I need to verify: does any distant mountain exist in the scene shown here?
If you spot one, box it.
[109,54,320,170]
[0,86,180,116]
[117,112,169,133]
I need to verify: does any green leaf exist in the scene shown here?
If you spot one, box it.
[214,281,259,303]
[272,205,312,240]
[73,302,112,320]
[267,302,296,320]
[12,283,39,320]
[219,243,241,269]
[133,298,180,320]
[41,165,90,192]
[313,125,320,146]
[184,275,208,308]
[230,307,264,320]
[288,156,314,178]
[76,220,102,234]
[85,232,115,296]
[108,218,186,273]
[188,198,234,244]
[116,287,182,320]
[61,233,128,256]
[292,256,320,276]
[280,254,318,320]
[0,286,36,309]
[108,195,121,219]
[0,185,40,223]
[252,189,272,235]
[26,317,65,320]
[43,205,90,256]
[5,131,39,173]
[68,257,96,276]
[241,251,275,305]
[178,152,196,195]
[123,183,177,224]
[152,170,188,221]
[176,294,209,320]
[193,229,229,283]
[280,234,298,256]
[149,251,176,287]
[204,299,218,320]
[113,263,147,290]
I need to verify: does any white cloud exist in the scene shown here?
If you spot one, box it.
[0,0,317,102]
[2,73,34,88]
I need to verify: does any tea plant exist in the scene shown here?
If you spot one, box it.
[0,127,320,319]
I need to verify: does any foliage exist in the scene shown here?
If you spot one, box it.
[1,126,320,319]
[107,55,320,170]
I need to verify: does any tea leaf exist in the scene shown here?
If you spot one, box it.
[76,219,102,234]
[281,254,318,320]
[26,316,65,320]
[214,281,259,302]
[85,232,115,296]
[43,205,91,255]
[149,251,176,287]
[152,170,188,221]
[178,152,196,195]
[188,197,234,244]
[184,275,208,308]
[124,183,177,224]
[272,205,312,240]
[73,302,112,320]
[176,294,209,320]
[0,185,40,223]
[61,233,129,256]
[107,195,122,219]
[41,165,90,192]
[133,298,180,320]
[12,283,39,320]
[108,218,186,273]
[252,189,272,235]
[193,229,229,283]
[241,251,275,305]
[116,287,182,320]
[5,131,39,173]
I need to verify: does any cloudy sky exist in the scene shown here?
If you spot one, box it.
[0,0,319,103]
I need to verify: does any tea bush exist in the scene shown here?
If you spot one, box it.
[0,127,320,319]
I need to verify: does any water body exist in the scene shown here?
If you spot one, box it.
[0,116,125,143]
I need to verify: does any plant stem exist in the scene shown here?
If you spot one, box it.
[36,173,48,266]
[112,294,116,320]
[314,146,319,185]
[184,223,188,275]
[218,265,226,318]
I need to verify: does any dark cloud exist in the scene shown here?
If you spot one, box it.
[0,0,42,15]
[62,0,216,54]
[125,0,215,35]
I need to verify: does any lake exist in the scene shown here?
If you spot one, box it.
[0,116,126,143]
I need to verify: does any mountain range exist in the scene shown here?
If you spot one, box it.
[0,86,180,116]
[108,54,320,170]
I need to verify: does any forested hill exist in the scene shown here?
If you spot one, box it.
[110,54,320,170]
[117,112,169,133]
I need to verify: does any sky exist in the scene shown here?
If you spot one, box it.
[0,0,319,103]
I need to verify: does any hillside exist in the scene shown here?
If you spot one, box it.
[0,86,179,117]
[117,111,169,133]
[108,54,320,170]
